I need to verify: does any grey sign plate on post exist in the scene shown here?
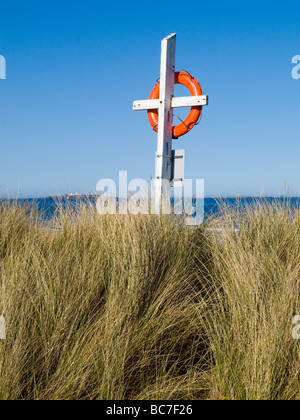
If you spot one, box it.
[170,149,185,187]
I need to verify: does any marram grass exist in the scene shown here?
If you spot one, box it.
[0,200,299,400]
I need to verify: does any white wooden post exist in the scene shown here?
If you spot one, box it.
[154,33,176,213]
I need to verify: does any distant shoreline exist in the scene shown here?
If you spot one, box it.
[5,195,300,201]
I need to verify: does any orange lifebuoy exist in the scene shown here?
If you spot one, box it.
[147,71,203,139]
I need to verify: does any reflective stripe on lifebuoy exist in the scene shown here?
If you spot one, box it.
[147,71,203,139]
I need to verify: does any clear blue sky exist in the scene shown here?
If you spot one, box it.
[0,0,300,198]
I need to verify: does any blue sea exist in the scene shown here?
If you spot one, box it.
[2,197,300,222]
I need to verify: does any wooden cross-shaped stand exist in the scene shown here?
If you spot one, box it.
[133,33,208,212]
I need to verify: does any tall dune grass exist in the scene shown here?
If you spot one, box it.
[0,200,299,400]
[208,202,300,400]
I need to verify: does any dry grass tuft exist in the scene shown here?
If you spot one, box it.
[0,200,299,400]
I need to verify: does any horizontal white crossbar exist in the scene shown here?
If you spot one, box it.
[172,95,208,108]
[133,95,208,111]
[133,99,160,110]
